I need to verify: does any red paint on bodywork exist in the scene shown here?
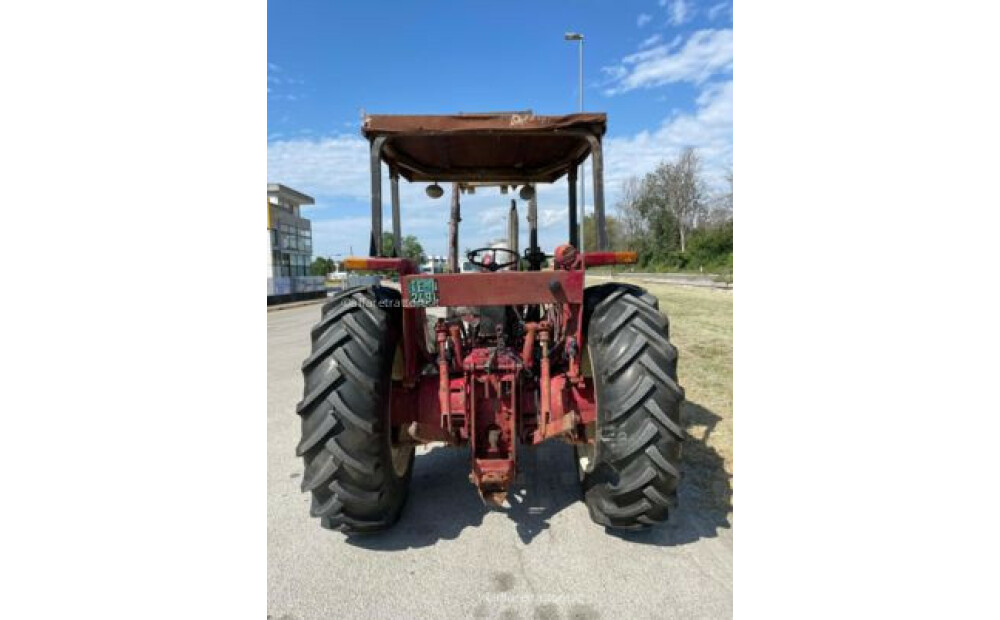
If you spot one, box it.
[401,271,584,307]
[581,251,638,267]
[389,257,596,502]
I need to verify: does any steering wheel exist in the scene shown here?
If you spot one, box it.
[467,247,519,272]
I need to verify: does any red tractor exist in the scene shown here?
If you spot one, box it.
[296,112,684,532]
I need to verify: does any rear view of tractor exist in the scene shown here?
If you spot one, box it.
[295,112,684,532]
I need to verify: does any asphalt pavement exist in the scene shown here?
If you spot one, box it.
[268,303,733,620]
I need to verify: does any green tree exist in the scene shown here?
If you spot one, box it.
[402,236,426,264]
[687,220,733,270]
[583,214,624,252]
[618,173,682,266]
[614,148,729,271]
[705,165,733,226]
[309,256,335,276]
[646,148,706,253]
[381,232,426,263]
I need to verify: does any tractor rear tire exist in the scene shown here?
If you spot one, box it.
[579,283,685,529]
[295,286,414,533]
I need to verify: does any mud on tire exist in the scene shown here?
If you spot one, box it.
[579,283,685,529]
[295,286,414,533]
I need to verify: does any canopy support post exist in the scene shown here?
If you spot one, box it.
[508,199,519,267]
[369,136,387,256]
[568,165,579,248]
[585,136,608,251]
[390,166,401,258]
[449,183,461,273]
[527,194,540,270]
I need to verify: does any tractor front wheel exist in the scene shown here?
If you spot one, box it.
[579,284,685,529]
[295,286,414,533]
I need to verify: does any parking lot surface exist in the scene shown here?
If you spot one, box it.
[268,303,732,620]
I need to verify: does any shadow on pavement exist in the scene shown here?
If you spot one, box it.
[347,399,731,549]
[346,445,487,551]
[609,400,732,546]
[346,440,580,550]
[503,439,582,544]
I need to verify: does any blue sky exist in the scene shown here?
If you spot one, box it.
[268,0,732,258]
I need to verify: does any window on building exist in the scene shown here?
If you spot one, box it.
[289,228,306,254]
[278,224,296,251]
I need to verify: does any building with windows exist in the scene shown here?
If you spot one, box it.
[267,183,325,303]
[419,255,447,274]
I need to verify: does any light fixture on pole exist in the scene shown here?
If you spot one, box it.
[564,32,585,254]
[425,183,444,199]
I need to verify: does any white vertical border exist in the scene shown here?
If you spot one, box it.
[1,1,264,618]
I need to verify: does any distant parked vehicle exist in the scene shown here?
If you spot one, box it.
[420,255,447,274]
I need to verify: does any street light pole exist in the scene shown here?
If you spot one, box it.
[565,32,585,253]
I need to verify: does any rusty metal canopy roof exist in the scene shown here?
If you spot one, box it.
[362,112,607,183]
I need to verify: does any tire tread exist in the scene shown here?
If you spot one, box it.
[294,286,413,534]
[581,283,684,529]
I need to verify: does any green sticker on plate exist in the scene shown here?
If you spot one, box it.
[407,277,438,307]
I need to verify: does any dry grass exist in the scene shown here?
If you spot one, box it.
[590,277,734,515]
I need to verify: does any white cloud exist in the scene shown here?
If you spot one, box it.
[637,13,652,27]
[267,63,282,85]
[603,29,733,94]
[604,80,733,194]
[639,34,663,49]
[601,65,628,81]
[666,0,692,26]
[268,63,305,100]
[538,208,565,229]
[708,2,731,21]
[267,135,370,200]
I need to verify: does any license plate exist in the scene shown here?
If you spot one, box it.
[407,278,438,307]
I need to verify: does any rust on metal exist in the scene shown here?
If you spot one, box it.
[537,323,552,439]
[480,490,508,508]
[405,421,455,445]
[521,322,538,370]
[448,323,464,372]
[448,182,461,273]
[361,112,606,183]
[436,321,452,432]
